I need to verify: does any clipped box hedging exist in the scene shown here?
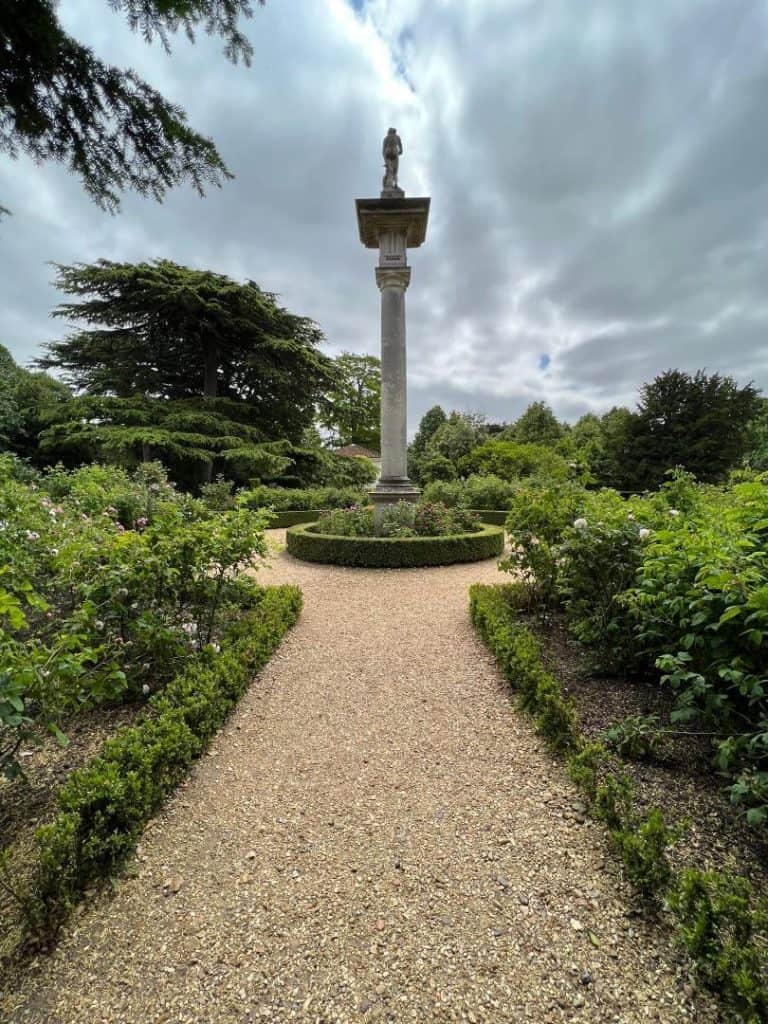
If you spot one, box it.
[22,584,302,947]
[470,509,508,526]
[269,509,323,528]
[286,522,505,568]
[469,582,768,1021]
[269,509,507,530]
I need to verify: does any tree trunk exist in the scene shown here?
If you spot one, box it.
[141,443,151,463]
[204,342,218,399]
[201,341,218,483]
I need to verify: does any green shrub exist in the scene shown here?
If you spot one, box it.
[199,475,236,510]
[499,482,586,613]
[623,480,768,823]
[463,474,516,510]
[611,808,674,893]
[460,439,570,482]
[240,484,365,512]
[25,585,301,943]
[419,453,457,483]
[603,714,663,760]
[43,461,176,528]
[288,523,504,568]
[469,584,580,754]
[0,457,270,779]
[314,505,374,537]
[420,479,464,507]
[556,489,657,670]
[669,870,768,1022]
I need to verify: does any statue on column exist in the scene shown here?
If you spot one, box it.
[382,127,403,193]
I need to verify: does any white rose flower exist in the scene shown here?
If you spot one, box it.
[638,528,651,540]
[668,508,680,518]
[573,518,588,531]
[142,684,150,695]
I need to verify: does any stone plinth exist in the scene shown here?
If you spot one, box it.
[356,195,430,534]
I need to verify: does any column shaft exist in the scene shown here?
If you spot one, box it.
[380,282,408,481]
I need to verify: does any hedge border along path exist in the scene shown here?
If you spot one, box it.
[4,542,722,1023]
[3,584,301,964]
[286,521,505,568]
[469,583,768,1024]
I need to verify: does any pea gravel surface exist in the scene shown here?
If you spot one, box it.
[3,532,720,1023]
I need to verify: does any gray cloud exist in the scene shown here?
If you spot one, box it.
[1,0,766,431]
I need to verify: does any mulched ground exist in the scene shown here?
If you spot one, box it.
[1,535,722,1022]
[0,702,143,962]
[541,614,768,885]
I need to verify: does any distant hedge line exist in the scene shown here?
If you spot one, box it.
[12,585,302,954]
[286,523,505,568]
[469,583,768,1023]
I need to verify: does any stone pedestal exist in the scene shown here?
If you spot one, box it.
[356,195,430,534]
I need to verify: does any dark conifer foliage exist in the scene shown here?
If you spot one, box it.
[0,1,263,212]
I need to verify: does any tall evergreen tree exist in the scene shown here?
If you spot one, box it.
[0,1,264,214]
[410,405,447,457]
[39,394,292,488]
[39,259,334,485]
[40,260,334,442]
[627,370,761,489]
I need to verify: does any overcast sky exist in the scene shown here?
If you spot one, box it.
[2,0,767,429]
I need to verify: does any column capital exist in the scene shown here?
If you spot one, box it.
[375,266,411,291]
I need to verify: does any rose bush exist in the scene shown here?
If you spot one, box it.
[0,456,269,778]
[501,468,768,828]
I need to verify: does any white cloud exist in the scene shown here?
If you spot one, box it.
[1,0,767,430]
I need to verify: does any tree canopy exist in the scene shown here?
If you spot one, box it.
[318,352,381,450]
[0,1,264,214]
[626,369,761,489]
[0,343,70,462]
[40,259,334,444]
[509,401,564,446]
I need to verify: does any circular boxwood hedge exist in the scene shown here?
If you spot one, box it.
[286,522,505,568]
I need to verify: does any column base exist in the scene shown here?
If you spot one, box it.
[369,479,420,535]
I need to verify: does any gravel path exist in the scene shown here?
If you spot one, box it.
[3,533,718,1023]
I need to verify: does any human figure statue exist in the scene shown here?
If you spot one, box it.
[382,127,403,191]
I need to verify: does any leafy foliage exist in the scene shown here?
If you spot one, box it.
[0,456,269,778]
[314,505,374,537]
[506,401,565,446]
[240,484,366,512]
[18,584,300,948]
[669,870,768,1022]
[0,345,70,464]
[500,470,768,827]
[318,353,381,450]
[39,394,293,489]
[460,439,570,482]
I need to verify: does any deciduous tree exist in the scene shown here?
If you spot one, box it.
[318,352,381,450]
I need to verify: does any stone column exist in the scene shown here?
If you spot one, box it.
[370,264,419,533]
[376,266,410,480]
[356,186,430,534]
